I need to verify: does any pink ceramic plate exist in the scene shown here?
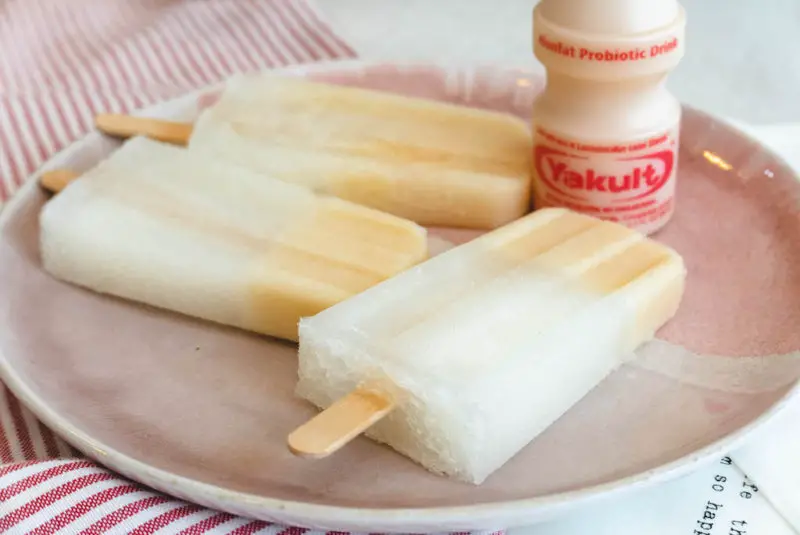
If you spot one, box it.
[1,62,799,532]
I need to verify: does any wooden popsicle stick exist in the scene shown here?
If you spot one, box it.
[288,387,396,459]
[95,114,194,146]
[40,169,80,193]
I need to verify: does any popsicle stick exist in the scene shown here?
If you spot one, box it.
[288,387,396,459]
[40,169,80,193]
[95,114,193,146]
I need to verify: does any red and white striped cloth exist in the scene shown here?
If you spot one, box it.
[1,387,507,534]
[0,0,354,203]
[0,2,502,533]
[0,458,504,535]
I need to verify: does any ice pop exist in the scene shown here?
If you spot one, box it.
[180,75,532,229]
[292,208,686,483]
[39,137,428,342]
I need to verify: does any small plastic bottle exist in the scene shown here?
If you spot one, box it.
[531,0,686,235]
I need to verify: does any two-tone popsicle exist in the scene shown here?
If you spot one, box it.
[39,137,428,341]
[94,74,533,229]
[290,208,686,483]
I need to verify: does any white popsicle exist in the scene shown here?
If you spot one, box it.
[187,74,532,229]
[39,137,428,342]
[295,208,686,483]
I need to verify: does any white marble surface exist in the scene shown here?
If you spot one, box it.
[320,0,800,125]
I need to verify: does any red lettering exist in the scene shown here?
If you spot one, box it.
[643,164,659,186]
[608,174,631,193]
[577,47,647,62]
[564,170,583,189]
[585,170,606,191]
[541,159,667,195]
[650,38,679,57]
[539,35,557,52]
[546,157,566,182]
[539,35,576,58]
[533,143,675,224]
[632,167,642,189]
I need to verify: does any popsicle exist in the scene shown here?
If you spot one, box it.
[39,137,428,342]
[94,74,533,229]
[291,207,686,484]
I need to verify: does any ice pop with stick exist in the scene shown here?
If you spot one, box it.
[93,74,532,229]
[289,208,686,483]
[39,137,428,341]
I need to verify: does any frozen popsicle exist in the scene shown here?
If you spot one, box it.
[94,74,533,229]
[39,137,428,342]
[291,207,686,483]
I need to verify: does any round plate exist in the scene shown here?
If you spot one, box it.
[1,61,799,532]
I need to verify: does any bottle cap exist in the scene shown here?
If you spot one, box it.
[537,0,679,35]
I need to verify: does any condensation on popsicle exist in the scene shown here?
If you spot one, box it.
[294,208,686,483]
[186,75,533,230]
[39,137,429,342]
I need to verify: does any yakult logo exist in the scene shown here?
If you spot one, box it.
[534,146,674,204]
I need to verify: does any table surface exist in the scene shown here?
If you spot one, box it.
[320,0,800,126]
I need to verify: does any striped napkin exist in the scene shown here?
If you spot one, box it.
[0,1,502,533]
[0,0,354,202]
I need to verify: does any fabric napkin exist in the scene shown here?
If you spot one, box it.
[0,456,502,535]
[0,0,354,205]
[0,1,504,534]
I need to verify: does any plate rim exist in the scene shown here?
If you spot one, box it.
[1,59,799,531]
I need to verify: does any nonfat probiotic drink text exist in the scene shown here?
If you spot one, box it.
[531,0,686,235]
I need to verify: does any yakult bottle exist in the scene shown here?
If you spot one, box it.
[531,0,686,234]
